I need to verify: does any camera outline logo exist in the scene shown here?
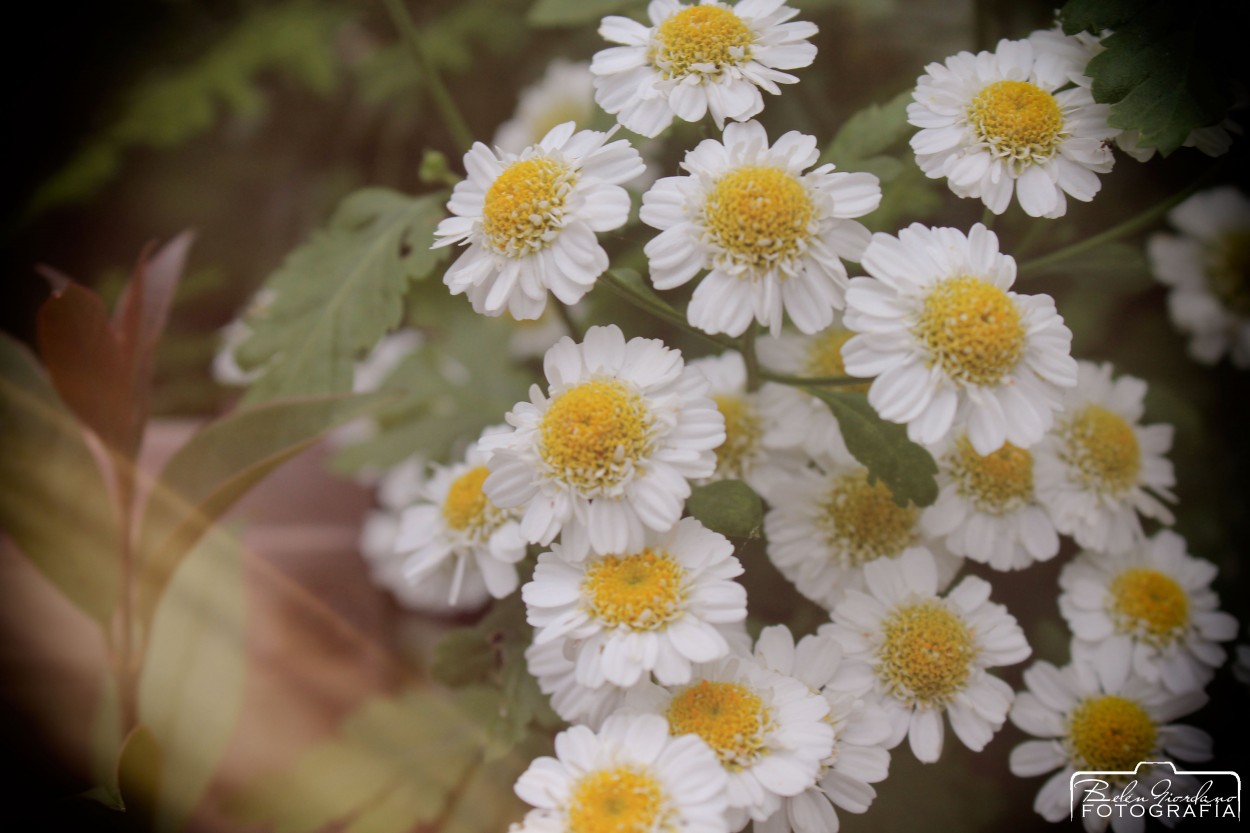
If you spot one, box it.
[1069,760,1241,824]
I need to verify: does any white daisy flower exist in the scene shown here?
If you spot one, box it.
[755,322,867,460]
[909,37,1116,218]
[920,432,1060,571]
[751,626,892,833]
[829,549,1031,763]
[687,351,805,496]
[393,428,528,605]
[359,458,492,615]
[485,324,724,561]
[591,0,818,138]
[1147,186,1250,368]
[1058,531,1239,694]
[764,446,962,610]
[842,223,1078,454]
[641,120,881,337]
[433,123,645,320]
[1034,360,1175,554]
[523,517,748,688]
[1008,659,1213,829]
[524,637,633,731]
[494,60,598,155]
[628,653,834,825]
[514,713,730,833]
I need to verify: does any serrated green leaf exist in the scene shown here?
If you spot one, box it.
[226,688,487,833]
[238,189,448,402]
[686,480,764,539]
[0,334,120,626]
[808,389,938,507]
[1072,1,1233,155]
[528,0,641,27]
[332,308,533,469]
[138,525,247,833]
[821,89,914,168]
[863,161,943,232]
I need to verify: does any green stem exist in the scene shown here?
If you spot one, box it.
[741,326,760,392]
[381,0,474,151]
[554,301,583,342]
[1017,166,1225,277]
[980,205,997,230]
[597,272,738,351]
[761,370,866,387]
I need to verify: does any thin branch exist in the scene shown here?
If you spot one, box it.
[380,0,474,151]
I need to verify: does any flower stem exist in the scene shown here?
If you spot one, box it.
[381,0,474,151]
[598,271,738,351]
[1017,164,1225,277]
[760,370,866,387]
[554,301,583,341]
[741,326,760,391]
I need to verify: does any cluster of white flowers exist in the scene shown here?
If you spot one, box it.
[279,4,1246,832]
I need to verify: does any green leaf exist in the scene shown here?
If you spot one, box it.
[118,725,163,829]
[0,334,120,626]
[331,309,532,469]
[1063,0,1236,155]
[686,480,764,539]
[808,389,938,507]
[1060,0,1136,33]
[136,391,389,626]
[1023,242,1151,293]
[431,595,560,757]
[821,89,914,170]
[238,189,448,402]
[138,526,247,833]
[226,688,487,833]
[528,0,641,27]
[442,733,552,833]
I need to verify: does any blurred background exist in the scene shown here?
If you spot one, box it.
[3,0,1248,830]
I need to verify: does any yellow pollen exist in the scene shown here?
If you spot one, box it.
[819,471,918,566]
[712,394,762,477]
[1068,695,1157,772]
[1206,229,1250,316]
[914,275,1026,386]
[540,379,653,493]
[481,157,576,256]
[947,436,1034,514]
[652,5,754,79]
[1060,405,1141,495]
[805,329,870,392]
[703,166,814,274]
[583,549,687,631]
[666,680,770,769]
[877,601,976,706]
[567,766,672,833]
[1109,568,1189,645]
[968,80,1066,166]
[441,466,497,534]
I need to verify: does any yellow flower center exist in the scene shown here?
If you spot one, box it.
[481,156,577,256]
[567,766,673,833]
[652,5,754,79]
[666,680,770,769]
[1109,567,1189,645]
[441,466,499,535]
[804,329,870,391]
[819,471,918,566]
[1060,405,1141,495]
[947,436,1034,514]
[914,275,1026,387]
[968,80,1066,166]
[582,549,687,631]
[877,601,976,706]
[1206,229,1250,316]
[1068,695,1157,772]
[711,394,762,478]
[703,166,815,275]
[540,379,654,493]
